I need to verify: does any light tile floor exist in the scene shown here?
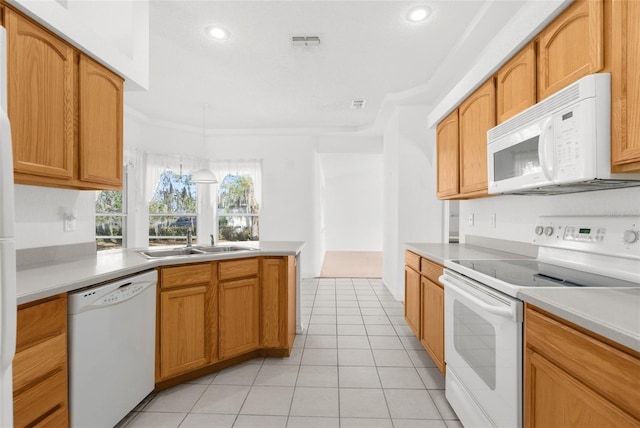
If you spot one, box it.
[118,278,461,428]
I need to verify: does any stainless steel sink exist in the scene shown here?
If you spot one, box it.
[195,246,256,253]
[138,247,206,258]
[138,246,257,259]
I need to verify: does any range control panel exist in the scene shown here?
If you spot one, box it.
[533,215,640,258]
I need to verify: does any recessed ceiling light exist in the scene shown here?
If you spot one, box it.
[406,6,431,23]
[206,26,230,40]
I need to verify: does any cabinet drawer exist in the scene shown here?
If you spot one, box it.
[219,258,259,281]
[525,305,640,420]
[13,334,66,392]
[14,367,67,428]
[160,263,212,289]
[405,251,420,272]
[16,295,66,352]
[420,257,443,285]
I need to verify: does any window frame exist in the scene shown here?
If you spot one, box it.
[95,168,128,251]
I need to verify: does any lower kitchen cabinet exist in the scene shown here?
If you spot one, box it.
[156,256,295,387]
[157,263,216,382]
[261,256,297,350]
[524,304,640,427]
[404,264,421,337]
[13,294,68,428]
[219,277,260,359]
[420,276,445,373]
[404,251,445,375]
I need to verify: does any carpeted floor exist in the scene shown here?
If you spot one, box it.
[320,251,383,278]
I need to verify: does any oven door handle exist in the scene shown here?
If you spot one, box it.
[440,275,517,321]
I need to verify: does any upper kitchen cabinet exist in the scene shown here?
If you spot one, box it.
[496,43,536,124]
[6,8,75,181]
[436,110,459,199]
[610,0,640,172]
[458,78,495,196]
[79,56,124,187]
[537,0,604,101]
[5,7,124,190]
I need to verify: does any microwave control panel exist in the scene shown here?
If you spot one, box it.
[554,106,583,179]
[533,215,640,257]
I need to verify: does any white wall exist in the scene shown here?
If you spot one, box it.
[320,153,383,251]
[125,114,323,278]
[459,187,640,243]
[7,0,149,89]
[383,106,445,300]
[14,185,95,249]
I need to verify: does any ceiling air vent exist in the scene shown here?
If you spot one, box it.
[351,100,366,110]
[292,36,321,47]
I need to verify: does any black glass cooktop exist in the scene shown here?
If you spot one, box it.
[449,259,639,288]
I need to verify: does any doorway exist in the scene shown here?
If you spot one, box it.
[318,153,383,278]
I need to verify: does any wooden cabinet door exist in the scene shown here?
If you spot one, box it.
[537,0,604,101]
[219,277,259,359]
[610,0,640,172]
[459,79,495,196]
[159,286,212,380]
[496,43,536,123]
[420,277,445,375]
[6,9,75,180]
[436,109,460,199]
[525,349,638,428]
[404,266,420,337]
[79,55,123,188]
[261,258,285,348]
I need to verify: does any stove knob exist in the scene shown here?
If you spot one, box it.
[544,226,554,236]
[623,230,639,244]
[535,226,544,236]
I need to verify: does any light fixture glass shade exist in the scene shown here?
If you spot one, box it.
[192,168,218,184]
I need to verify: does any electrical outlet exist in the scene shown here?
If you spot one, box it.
[490,213,496,228]
[64,218,76,232]
[468,213,474,227]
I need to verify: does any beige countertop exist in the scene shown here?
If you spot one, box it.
[407,241,640,353]
[518,287,640,352]
[17,241,304,305]
[405,242,532,265]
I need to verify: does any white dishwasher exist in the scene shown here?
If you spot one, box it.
[68,270,157,428]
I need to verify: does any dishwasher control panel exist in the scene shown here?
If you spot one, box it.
[100,283,147,305]
[68,270,158,314]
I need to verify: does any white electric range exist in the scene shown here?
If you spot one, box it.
[440,215,640,428]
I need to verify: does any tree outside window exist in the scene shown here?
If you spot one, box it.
[218,174,259,242]
[96,190,125,251]
[149,171,198,246]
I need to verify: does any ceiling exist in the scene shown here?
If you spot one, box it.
[124,1,527,135]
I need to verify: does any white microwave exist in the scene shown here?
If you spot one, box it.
[487,73,640,195]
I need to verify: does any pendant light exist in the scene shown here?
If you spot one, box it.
[191,105,218,184]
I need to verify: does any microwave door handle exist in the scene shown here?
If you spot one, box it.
[440,275,516,321]
[538,118,554,181]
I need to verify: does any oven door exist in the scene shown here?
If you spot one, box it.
[441,270,523,428]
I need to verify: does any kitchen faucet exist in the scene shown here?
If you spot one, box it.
[186,229,193,247]
[210,234,215,246]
